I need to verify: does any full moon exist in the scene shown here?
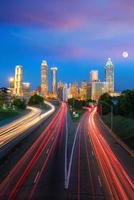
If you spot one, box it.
[122,51,128,58]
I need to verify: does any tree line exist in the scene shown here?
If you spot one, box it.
[0,93,44,111]
[98,90,134,118]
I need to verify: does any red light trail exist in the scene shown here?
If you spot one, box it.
[0,102,67,200]
[88,108,134,200]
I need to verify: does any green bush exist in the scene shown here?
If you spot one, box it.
[28,94,44,106]
[98,93,113,115]
[12,99,26,110]
[0,94,4,108]
[119,90,134,117]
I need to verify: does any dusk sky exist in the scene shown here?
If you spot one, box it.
[0,0,134,91]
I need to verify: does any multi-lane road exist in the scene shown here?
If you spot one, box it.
[0,102,134,200]
[0,101,55,149]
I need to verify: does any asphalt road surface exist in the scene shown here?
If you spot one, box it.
[0,104,133,200]
[0,101,55,149]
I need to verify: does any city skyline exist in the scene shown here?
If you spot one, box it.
[0,0,134,91]
[0,58,132,92]
[0,1,134,199]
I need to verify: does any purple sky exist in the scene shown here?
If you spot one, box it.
[0,0,134,91]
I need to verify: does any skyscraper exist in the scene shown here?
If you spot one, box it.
[57,81,64,100]
[14,65,23,96]
[63,83,68,102]
[22,82,30,96]
[91,81,109,101]
[90,70,98,82]
[41,60,48,97]
[105,58,114,93]
[51,67,58,95]
[69,82,79,99]
[80,80,88,100]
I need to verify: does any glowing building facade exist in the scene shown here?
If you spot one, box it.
[57,81,64,100]
[22,82,30,96]
[80,80,88,100]
[69,82,79,99]
[51,67,58,95]
[91,81,109,101]
[105,58,114,93]
[90,70,98,82]
[14,65,23,96]
[41,60,48,97]
[63,83,68,102]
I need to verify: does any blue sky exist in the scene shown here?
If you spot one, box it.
[0,0,134,91]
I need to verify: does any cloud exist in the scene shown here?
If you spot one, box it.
[0,0,134,61]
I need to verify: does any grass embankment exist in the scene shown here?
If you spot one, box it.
[39,102,50,110]
[29,102,50,110]
[0,109,21,121]
[102,114,134,150]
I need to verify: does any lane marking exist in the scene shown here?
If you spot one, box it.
[65,122,81,189]
[92,151,94,156]
[46,148,49,154]
[64,109,68,188]
[98,175,102,187]
[34,171,40,184]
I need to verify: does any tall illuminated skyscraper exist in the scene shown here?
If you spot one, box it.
[80,80,88,100]
[91,81,109,101]
[51,67,58,95]
[41,60,48,97]
[22,82,30,96]
[69,82,79,99]
[90,70,98,82]
[105,58,114,93]
[63,83,68,102]
[57,81,64,100]
[14,65,23,96]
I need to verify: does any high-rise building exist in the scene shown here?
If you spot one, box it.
[80,80,88,100]
[57,81,64,100]
[57,81,64,89]
[90,70,98,82]
[69,82,79,99]
[22,82,30,96]
[87,83,92,99]
[67,84,72,99]
[41,60,48,97]
[91,81,109,101]
[63,83,68,102]
[105,58,114,93]
[51,67,58,95]
[14,65,23,96]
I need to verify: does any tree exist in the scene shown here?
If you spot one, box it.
[98,93,113,115]
[28,94,44,106]
[68,98,85,110]
[12,99,26,110]
[119,90,134,117]
[0,94,4,108]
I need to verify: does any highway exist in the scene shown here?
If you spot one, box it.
[0,101,55,148]
[66,111,106,200]
[0,102,67,199]
[88,107,134,200]
[66,107,134,200]
[0,104,133,200]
